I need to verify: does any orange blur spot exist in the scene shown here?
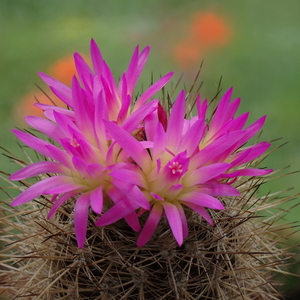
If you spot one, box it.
[173,39,201,69]
[173,11,233,69]
[191,12,232,49]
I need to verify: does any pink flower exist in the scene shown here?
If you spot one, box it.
[10,40,173,248]
[9,40,271,249]
[96,89,272,246]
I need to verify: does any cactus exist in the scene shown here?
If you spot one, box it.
[0,41,298,299]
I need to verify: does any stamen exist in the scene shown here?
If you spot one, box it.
[169,161,183,175]
[70,138,80,148]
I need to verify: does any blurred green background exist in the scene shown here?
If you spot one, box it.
[0,0,299,297]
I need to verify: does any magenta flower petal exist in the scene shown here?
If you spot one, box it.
[68,128,98,163]
[134,72,173,110]
[93,96,109,150]
[104,120,151,171]
[124,211,141,232]
[178,118,205,156]
[74,193,90,248]
[228,112,249,131]
[230,142,271,167]
[86,163,107,180]
[168,184,183,199]
[137,203,163,247]
[196,96,208,120]
[74,52,93,92]
[152,122,166,160]
[166,90,185,151]
[182,201,214,226]
[117,91,130,123]
[121,100,158,133]
[162,201,183,246]
[124,46,139,91]
[101,61,119,100]
[111,178,150,210]
[53,110,77,138]
[200,183,241,197]
[47,191,78,219]
[44,181,82,195]
[46,144,73,169]
[143,109,158,142]
[72,156,89,178]
[223,168,272,178]
[207,113,248,143]
[241,116,267,142]
[151,192,164,201]
[219,117,267,156]
[38,72,72,107]
[180,191,225,210]
[90,185,103,214]
[12,130,56,160]
[227,97,240,118]
[25,116,64,143]
[184,163,231,186]
[9,161,65,181]
[72,76,94,136]
[135,45,150,75]
[176,202,188,240]
[11,176,73,206]
[90,39,103,76]
[193,131,246,167]
[110,169,147,188]
[125,45,150,94]
[50,86,73,109]
[209,88,234,133]
[95,197,140,227]
[34,103,74,122]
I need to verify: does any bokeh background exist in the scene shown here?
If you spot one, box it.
[0,0,299,298]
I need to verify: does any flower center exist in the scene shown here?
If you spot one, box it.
[70,138,80,148]
[169,161,183,175]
